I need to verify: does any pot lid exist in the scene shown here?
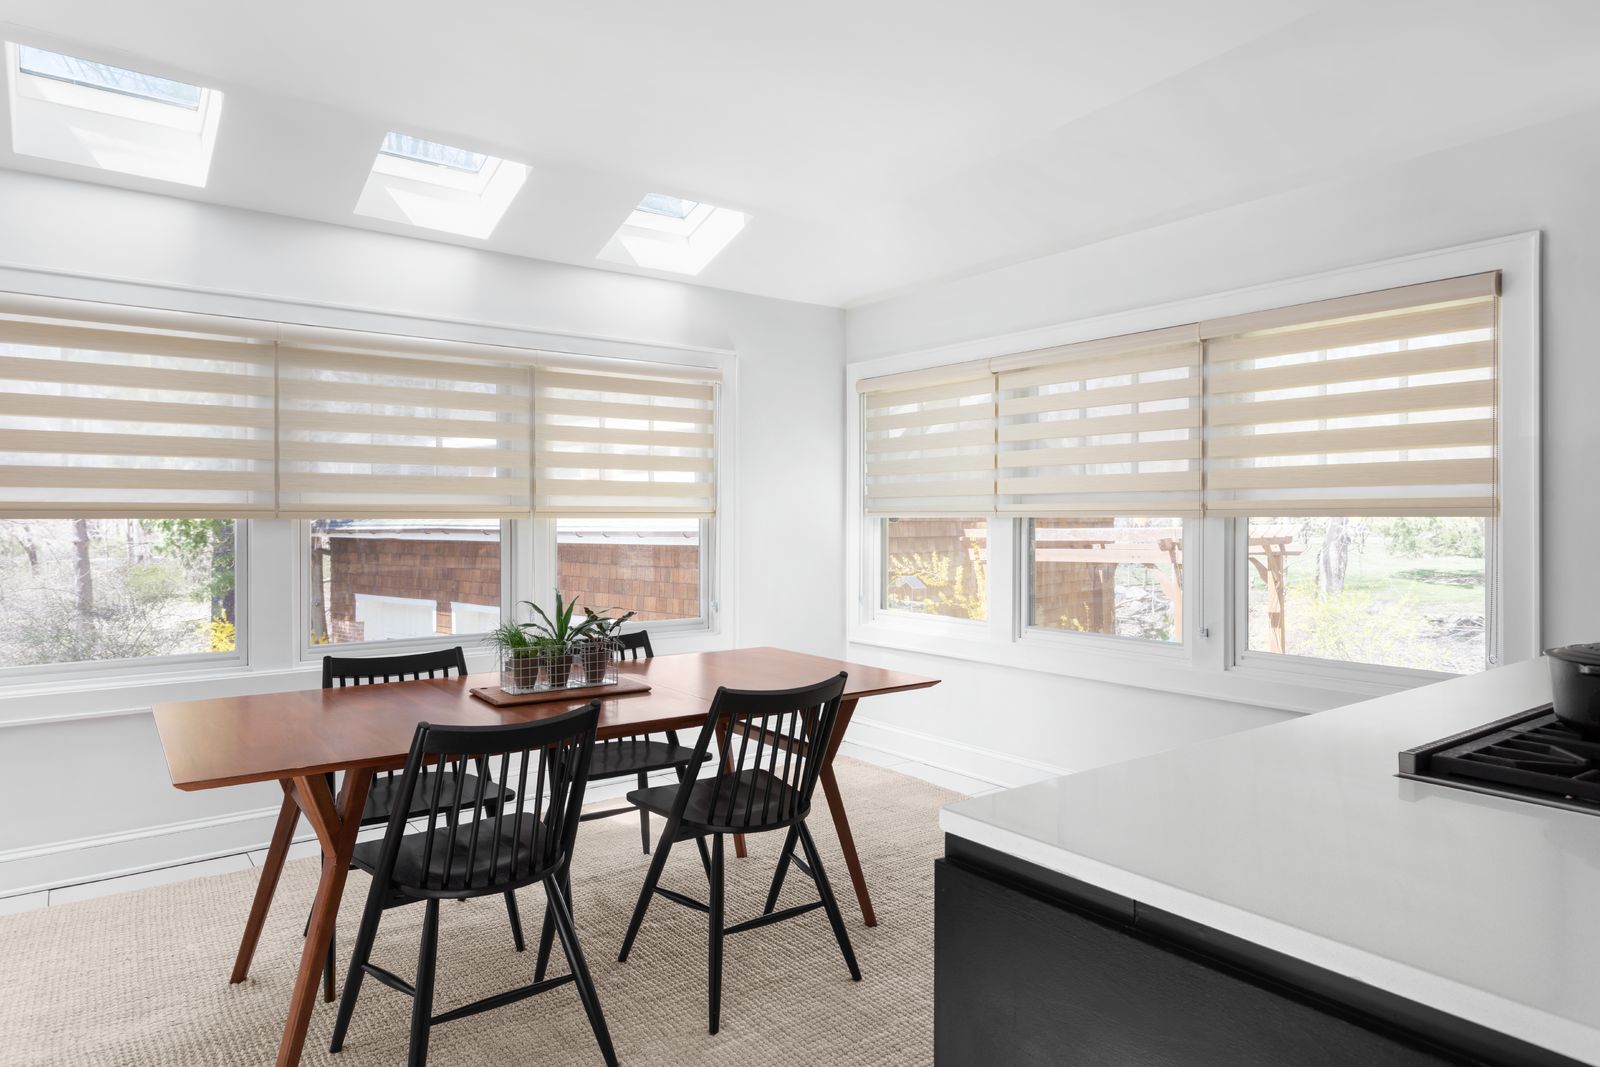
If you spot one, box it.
[1547,643,1600,666]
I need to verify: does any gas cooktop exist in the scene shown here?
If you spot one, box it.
[1398,704,1600,816]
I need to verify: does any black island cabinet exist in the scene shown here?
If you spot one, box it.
[934,835,1588,1067]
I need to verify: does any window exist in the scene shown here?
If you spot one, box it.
[308,519,502,646]
[5,41,223,186]
[1029,518,1183,642]
[636,193,699,220]
[0,518,237,669]
[379,132,487,173]
[17,46,202,108]
[852,240,1537,703]
[598,194,749,275]
[556,518,704,622]
[1244,517,1486,674]
[881,517,987,621]
[355,132,529,238]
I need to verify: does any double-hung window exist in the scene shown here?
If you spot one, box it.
[854,254,1522,698]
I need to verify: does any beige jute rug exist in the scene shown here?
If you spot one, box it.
[0,758,956,1066]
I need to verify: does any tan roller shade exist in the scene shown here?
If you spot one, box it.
[277,346,533,518]
[533,367,718,517]
[996,325,1202,516]
[1200,273,1499,517]
[859,365,996,516]
[0,315,275,517]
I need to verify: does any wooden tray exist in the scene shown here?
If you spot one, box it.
[469,676,652,707]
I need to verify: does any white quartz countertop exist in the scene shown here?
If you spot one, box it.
[941,659,1600,1065]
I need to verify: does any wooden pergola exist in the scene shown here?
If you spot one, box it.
[1027,524,1303,649]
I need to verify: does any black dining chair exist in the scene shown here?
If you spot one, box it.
[615,672,860,1034]
[577,630,698,852]
[317,648,523,1000]
[330,703,616,1067]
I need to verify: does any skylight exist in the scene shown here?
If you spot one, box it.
[355,132,529,239]
[380,132,487,174]
[598,193,749,276]
[17,45,202,110]
[636,193,699,220]
[5,41,224,187]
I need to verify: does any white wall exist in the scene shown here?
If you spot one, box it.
[0,169,844,894]
[843,104,1600,782]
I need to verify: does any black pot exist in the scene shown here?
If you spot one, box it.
[1546,643,1600,737]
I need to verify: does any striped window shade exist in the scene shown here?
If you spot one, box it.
[533,367,718,517]
[1200,273,1498,517]
[994,325,1203,516]
[0,315,275,517]
[858,364,996,516]
[276,346,533,518]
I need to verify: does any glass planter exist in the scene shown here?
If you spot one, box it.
[501,651,541,694]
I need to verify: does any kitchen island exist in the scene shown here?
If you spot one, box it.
[937,659,1600,1066]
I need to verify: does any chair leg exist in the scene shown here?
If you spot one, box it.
[546,876,619,1067]
[763,825,801,915]
[798,822,861,981]
[329,884,387,1053]
[535,898,556,983]
[324,928,337,1001]
[618,820,679,963]
[408,898,440,1067]
[708,833,726,1035]
[504,890,525,952]
[637,771,652,854]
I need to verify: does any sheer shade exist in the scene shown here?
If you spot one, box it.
[1200,272,1499,517]
[0,315,274,517]
[533,367,718,517]
[858,365,995,516]
[276,346,534,518]
[995,325,1202,516]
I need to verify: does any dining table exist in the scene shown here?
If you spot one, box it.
[152,645,940,1067]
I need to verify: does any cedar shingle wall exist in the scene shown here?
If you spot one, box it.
[556,543,701,621]
[325,537,700,641]
[326,538,500,643]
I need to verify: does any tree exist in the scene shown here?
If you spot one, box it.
[1315,518,1353,598]
[146,519,235,622]
[72,518,94,626]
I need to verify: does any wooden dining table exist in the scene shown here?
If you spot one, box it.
[152,646,938,1067]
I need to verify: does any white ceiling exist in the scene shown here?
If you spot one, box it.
[0,0,1598,308]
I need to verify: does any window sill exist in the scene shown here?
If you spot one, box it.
[0,626,733,729]
[847,621,1444,715]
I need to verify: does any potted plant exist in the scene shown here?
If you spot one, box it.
[577,607,636,685]
[487,619,540,693]
[520,590,600,689]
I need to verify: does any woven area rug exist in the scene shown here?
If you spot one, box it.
[0,758,955,1066]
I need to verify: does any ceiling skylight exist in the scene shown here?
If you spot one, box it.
[380,132,487,174]
[355,131,529,239]
[4,41,223,187]
[17,45,202,109]
[598,193,748,276]
[636,192,699,220]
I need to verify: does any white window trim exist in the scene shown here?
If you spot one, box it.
[535,517,720,638]
[0,263,738,725]
[846,232,1540,714]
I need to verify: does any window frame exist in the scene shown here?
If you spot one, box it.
[846,233,1540,713]
[0,517,249,687]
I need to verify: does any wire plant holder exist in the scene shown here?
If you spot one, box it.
[490,592,633,694]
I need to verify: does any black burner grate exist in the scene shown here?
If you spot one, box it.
[1399,706,1600,815]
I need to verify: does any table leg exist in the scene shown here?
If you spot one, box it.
[276,768,372,1067]
[817,698,876,927]
[230,783,300,984]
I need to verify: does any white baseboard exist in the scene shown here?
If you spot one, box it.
[0,767,683,900]
[844,716,1073,788]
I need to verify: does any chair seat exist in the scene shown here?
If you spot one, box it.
[352,815,557,893]
[588,737,695,781]
[627,769,802,833]
[362,767,514,827]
